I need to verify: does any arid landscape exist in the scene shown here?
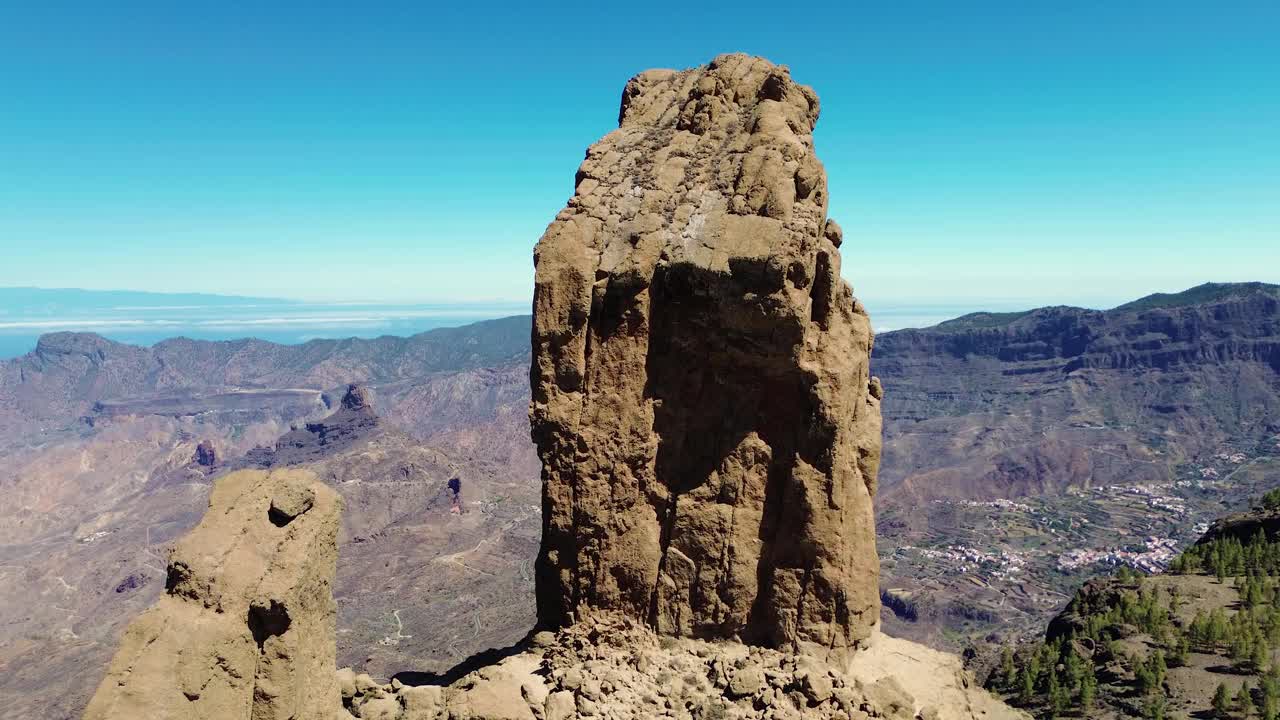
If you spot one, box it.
[2,279,1276,717]
[0,318,537,717]
[2,6,1277,715]
[875,282,1280,649]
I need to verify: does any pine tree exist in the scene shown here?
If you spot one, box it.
[1170,635,1190,668]
[1263,678,1279,720]
[1135,656,1156,695]
[1063,649,1084,691]
[1191,609,1210,648]
[1144,694,1166,720]
[1212,608,1231,645]
[1240,683,1257,718]
[1080,671,1097,711]
[1216,682,1233,719]
[1047,670,1067,718]
[1018,666,1034,704]
[1001,645,1016,689]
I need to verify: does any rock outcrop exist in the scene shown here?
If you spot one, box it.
[530,53,882,659]
[83,468,343,720]
[194,438,218,467]
[342,383,376,412]
[247,384,381,467]
[1196,506,1280,545]
[344,613,1023,720]
[82,54,1025,720]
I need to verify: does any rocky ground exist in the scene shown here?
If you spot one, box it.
[342,613,1021,720]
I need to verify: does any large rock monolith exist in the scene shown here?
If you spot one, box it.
[530,53,883,660]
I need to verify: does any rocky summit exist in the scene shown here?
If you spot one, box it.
[530,52,882,661]
[83,468,343,720]
[82,55,1021,720]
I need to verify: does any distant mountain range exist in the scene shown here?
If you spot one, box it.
[0,316,536,718]
[873,282,1280,648]
[876,281,1280,502]
[0,287,531,360]
[1,282,1277,715]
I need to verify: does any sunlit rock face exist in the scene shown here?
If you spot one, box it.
[529,53,883,661]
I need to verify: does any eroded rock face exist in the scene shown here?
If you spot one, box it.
[342,383,375,412]
[83,469,343,720]
[530,53,883,660]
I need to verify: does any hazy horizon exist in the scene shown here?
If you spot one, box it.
[2,281,1265,359]
[0,285,1035,360]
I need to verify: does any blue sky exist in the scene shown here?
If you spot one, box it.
[1,1,1277,309]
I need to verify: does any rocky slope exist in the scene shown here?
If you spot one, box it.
[342,612,1015,720]
[0,333,534,719]
[873,282,1280,648]
[876,282,1280,505]
[5,289,1275,716]
[982,498,1280,719]
[83,465,1011,720]
[530,52,882,661]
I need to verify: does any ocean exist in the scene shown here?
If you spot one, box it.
[0,290,1023,360]
[0,300,532,359]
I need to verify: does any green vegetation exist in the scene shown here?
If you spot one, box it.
[1263,488,1280,510]
[1214,682,1231,718]
[994,514,1280,718]
[1111,282,1280,314]
[1168,530,1280,577]
[933,309,1037,330]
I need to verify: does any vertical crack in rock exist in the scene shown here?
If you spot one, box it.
[530,53,884,663]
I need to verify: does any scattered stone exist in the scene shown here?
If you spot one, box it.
[544,691,575,720]
[357,695,401,720]
[727,666,765,698]
[338,667,357,700]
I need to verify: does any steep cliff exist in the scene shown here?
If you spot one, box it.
[873,282,1280,650]
[529,53,882,659]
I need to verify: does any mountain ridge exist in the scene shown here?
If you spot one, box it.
[923,282,1280,333]
[872,281,1280,652]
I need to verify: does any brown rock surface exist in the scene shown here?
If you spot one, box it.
[530,53,882,659]
[82,468,343,720]
[345,613,1025,719]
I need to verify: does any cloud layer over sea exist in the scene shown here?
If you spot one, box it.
[0,288,1035,359]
